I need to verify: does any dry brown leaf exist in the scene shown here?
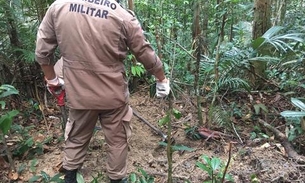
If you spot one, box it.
[43,144,50,150]
[53,161,66,173]
[18,175,24,180]
[248,94,253,103]
[34,133,45,143]
[204,86,211,91]
[275,143,287,156]
[258,142,271,149]
[223,143,230,154]
[8,170,19,180]
[271,92,281,103]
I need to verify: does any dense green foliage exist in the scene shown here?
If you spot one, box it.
[0,84,19,135]
[0,0,304,95]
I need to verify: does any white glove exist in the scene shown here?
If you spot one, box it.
[156,79,170,98]
[45,76,64,86]
[45,76,65,95]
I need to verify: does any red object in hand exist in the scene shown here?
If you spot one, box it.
[48,86,65,106]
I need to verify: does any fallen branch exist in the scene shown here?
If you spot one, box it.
[1,133,19,182]
[146,171,190,180]
[197,127,234,140]
[2,134,15,171]
[231,122,243,144]
[257,118,304,161]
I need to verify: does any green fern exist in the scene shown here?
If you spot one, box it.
[218,77,250,91]
[198,46,252,96]
[208,105,230,127]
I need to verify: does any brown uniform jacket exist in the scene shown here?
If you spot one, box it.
[35,0,163,110]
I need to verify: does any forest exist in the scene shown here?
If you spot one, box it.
[0,0,305,182]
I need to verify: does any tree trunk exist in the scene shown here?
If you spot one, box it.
[202,1,209,57]
[273,0,287,26]
[229,3,234,42]
[251,0,271,88]
[1,64,14,84]
[192,2,204,127]
[195,37,204,127]
[192,2,201,40]
[4,3,30,97]
[128,0,134,11]
[219,10,226,42]
[279,0,287,25]
[252,0,271,39]
[35,0,46,22]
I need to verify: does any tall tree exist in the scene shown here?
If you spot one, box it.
[191,1,204,126]
[251,0,271,88]
[272,0,287,26]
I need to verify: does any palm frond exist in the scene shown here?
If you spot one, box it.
[248,56,280,63]
[252,26,304,52]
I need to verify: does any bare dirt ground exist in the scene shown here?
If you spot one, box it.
[1,86,305,182]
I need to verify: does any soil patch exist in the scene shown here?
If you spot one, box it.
[1,87,305,182]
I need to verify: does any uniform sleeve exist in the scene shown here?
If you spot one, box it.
[54,57,63,78]
[35,5,57,65]
[123,17,163,75]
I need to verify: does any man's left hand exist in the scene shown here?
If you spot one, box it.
[46,76,65,96]
[156,78,170,98]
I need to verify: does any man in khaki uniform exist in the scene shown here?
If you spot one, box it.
[35,0,170,183]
